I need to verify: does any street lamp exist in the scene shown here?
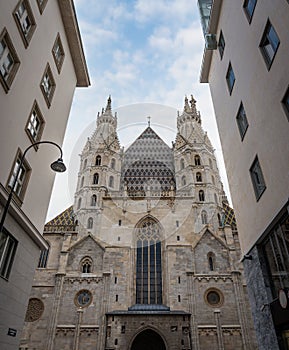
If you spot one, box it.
[0,141,66,233]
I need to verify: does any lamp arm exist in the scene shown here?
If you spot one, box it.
[0,141,63,233]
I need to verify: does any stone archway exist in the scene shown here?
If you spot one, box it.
[131,329,166,350]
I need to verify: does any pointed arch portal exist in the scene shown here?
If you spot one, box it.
[131,329,166,350]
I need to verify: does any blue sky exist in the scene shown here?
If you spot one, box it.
[47,0,231,220]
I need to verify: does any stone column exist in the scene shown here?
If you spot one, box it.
[73,308,83,350]
[232,271,252,349]
[98,272,111,350]
[214,309,224,350]
[46,273,65,350]
[186,272,200,350]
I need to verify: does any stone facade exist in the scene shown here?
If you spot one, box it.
[20,97,257,349]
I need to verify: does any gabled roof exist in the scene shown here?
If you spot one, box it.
[193,227,228,250]
[68,233,105,252]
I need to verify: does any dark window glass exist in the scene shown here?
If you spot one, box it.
[38,249,49,268]
[226,62,235,94]
[218,30,225,59]
[236,102,249,140]
[250,156,266,200]
[0,228,18,279]
[282,86,289,121]
[95,155,101,166]
[243,0,257,22]
[259,20,280,69]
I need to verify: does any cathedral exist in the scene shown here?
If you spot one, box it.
[20,96,257,350]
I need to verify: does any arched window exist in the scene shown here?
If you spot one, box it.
[212,175,215,185]
[196,172,202,182]
[208,253,215,271]
[109,176,114,188]
[111,158,116,169]
[214,193,218,204]
[77,198,81,209]
[80,176,84,188]
[93,173,99,184]
[218,213,223,227]
[209,158,213,169]
[83,159,87,169]
[87,217,93,229]
[95,155,101,166]
[81,257,92,273]
[136,217,162,305]
[195,155,201,166]
[180,158,185,170]
[181,175,186,186]
[199,190,205,201]
[201,210,208,224]
[91,194,97,206]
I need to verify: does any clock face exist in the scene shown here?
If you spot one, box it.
[75,290,92,307]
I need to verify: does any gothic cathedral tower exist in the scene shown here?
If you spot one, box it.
[20,96,256,350]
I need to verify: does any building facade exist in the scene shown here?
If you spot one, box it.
[0,1,89,349]
[20,97,256,350]
[198,0,289,349]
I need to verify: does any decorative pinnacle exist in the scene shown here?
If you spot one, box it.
[105,95,112,112]
[184,96,190,113]
[147,116,151,127]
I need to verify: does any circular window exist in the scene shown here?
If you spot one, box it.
[204,288,224,307]
[75,290,92,307]
[25,298,44,322]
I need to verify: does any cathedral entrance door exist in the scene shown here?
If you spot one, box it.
[131,329,166,350]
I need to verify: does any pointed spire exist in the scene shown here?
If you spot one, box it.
[105,95,112,112]
[190,95,197,115]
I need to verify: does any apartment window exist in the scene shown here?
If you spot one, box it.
[7,149,31,201]
[243,0,257,22]
[38,248,49,268]
[40,64,55,107]
[13,0,36,47]
[0,228,18,279]
[259,20,280,69]
[0,28,20,92]
[250,156,266,200]
[36,0,48,14]
[226,62,235,94]
[218,30,225,59]
[236,102,249,140]
[25,101,45,145]
[282,86,289,121]
[52,34,65,73]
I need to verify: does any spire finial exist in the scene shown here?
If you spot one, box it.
[190,95,197,115]
[147,116,151,127]
[184,95,190,113]
[105,95,112,112]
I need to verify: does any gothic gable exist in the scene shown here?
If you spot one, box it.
[67,234,104,274]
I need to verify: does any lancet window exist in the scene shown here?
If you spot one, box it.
[95,155,101,166]
[195,155,201,166]
[136,217,162,305]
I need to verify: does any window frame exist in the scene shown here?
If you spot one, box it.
[218,30,225,59]
[52,33,65,73]
[236,102,249,140]
[226,62,235,95]
[281,86,289,121]
[25,100,45,148]
[0,228,18,280]
[13,0,36,48]
[36,0,48,14]
[243,0,257,23]
[250,156,266,201]
[38,248,49,268]
[40,63,56,108]
[0,28,20,93]
[259,19,280,70]
[6,148,31,204]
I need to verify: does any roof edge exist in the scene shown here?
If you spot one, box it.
[58,0,90,87]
